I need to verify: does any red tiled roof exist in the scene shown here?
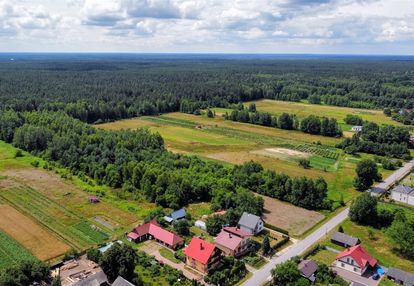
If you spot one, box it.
[223,227,252,238]
[184,237,216,264]
[336,245,377,269]
[133,220,183,247]
[127,232,139,240]
[215,229,243,251]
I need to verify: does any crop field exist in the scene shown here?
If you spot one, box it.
[0,231,36,269]
[259,195,325,236]
[245,99,403,130]
[0,204,70,261]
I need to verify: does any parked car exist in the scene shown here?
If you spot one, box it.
[372,273,380,280]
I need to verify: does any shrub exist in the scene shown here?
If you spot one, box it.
[14,149,23,158]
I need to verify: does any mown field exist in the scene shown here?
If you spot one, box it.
[0,140,149,265]
[97,111,392,204]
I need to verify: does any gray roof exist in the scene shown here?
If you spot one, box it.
[71,270,108,286]
[170,208,186,220]
[350,282,367,286]
[112,276,135,286]
[331,231,360,246]
[392,185,414,195]
[298,259,318,279]
[238,212,261,230]
[388,268,414,285]
[369,187,386,194]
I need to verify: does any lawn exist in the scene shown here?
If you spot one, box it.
[159,247,181,264]
[245,99,403,130]
[308,249,338,266]
[73,221,110,244]
[0,231,36,269]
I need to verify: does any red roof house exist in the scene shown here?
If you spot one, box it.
[127,220,184,250]
[215,227,252,257]
[335,245,377,275]
[184,237,221,273]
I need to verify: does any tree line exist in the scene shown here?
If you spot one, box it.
[0,110,331,212]
[225,106,342,137]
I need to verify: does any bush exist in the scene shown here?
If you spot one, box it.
[14,149,23,158]
[30,160,40,167]
[298,158,311,169]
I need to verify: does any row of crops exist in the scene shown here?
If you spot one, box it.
[0,231,35,269]
[294,144,340,160]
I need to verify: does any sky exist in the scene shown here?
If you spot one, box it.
[0,0,413,54]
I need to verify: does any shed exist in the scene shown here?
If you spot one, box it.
[369,187,386,197]
[331,231,360,247]
[298,259,318,282]
[387,267,414,286]
[89,196,99,203]
[71,270,108,286]
[112,276,135,286]
[164,208,186,223]
[195,220,207,231]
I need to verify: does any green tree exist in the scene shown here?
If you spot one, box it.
[262,235,271,255]
[206,215,226,236]
[271,260,307,286]
[207,109,214,118]
[248,103,256,112]
[354,159,381,191]
[100,243,138,282]
[387,214,414,258]
[173,219,190,236]
[298,159,311,169]
[86,248,102,263]
[349,193,378,225]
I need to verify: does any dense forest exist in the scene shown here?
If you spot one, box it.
[1,56,414,124]
[0,110,330,211]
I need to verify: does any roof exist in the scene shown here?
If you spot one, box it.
[215,229,243,251]
[392,185,414,195]
[127,232,139,240]
[238,212,262,230]
[369,187,386,194]
[350,282,367,286]
[184,237,216,264]
[170,208,186,220]
[98,240,123,253]
[163,216,174,223]
[133,221,183,246]
[336,245,377,269]
[112,276,135,286]
[223,227,252,238]
[71,270,108,286]
[331,231,360,246]
[387,268,414,285]
[298,260,318,279]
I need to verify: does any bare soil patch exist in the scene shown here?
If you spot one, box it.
[0,204,70,260]
[259,195,324,236]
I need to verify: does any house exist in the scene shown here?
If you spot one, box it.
[368,187,386,197]
[127,220,184,250]
[164,208,186,223]
[237,212,264,235]
[71,270,108,286]
[335,245,377,275]
[88,196,99,203]
[112,276,135,286]
[387,267,414,286]
[351,126,363,132]
[331,231,360,248]
[298,259,318,283]
[194,220,207,231]
[184,237,221,273]
[214,226,252,257]
[391,185,414,206]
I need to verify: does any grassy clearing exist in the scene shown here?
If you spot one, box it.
[245,99,403,130]
[0,231,36,269]
[308,249,338,266]
[159,247,181,263]
[73,221,109,244]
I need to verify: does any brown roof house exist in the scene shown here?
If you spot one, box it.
[298,259,318,283]
[214,227,252,257]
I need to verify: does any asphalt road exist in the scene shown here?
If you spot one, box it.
[243,158,414,286]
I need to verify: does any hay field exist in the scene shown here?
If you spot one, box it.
[0,204,70,260]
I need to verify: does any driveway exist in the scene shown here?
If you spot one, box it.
[332,266,381,286]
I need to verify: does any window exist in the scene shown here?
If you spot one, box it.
[353,268,357,272]
[341,263,345,267]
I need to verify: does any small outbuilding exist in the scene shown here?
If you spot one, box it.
[368,187,386,197]
[164,208,186,223]
[112,276,135,286]
[89,196,100,203]
[331,231,360,248]
[387,267,414,286]
[298,259,318,283]
[194,220,207,231]
[351,126,363,132]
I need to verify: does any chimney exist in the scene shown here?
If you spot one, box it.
[200,243,204,250]
[228,233,232,238]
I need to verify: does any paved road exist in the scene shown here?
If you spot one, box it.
[243,158,414,286]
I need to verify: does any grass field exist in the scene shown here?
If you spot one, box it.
[245,99,403,130]
[0,231,36,269]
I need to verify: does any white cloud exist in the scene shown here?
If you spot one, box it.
[0,0,413,53]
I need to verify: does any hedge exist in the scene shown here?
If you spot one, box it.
[264,222,289,235]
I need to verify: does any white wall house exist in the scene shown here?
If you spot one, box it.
[391,185,414,206]
[335,245,377,276]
